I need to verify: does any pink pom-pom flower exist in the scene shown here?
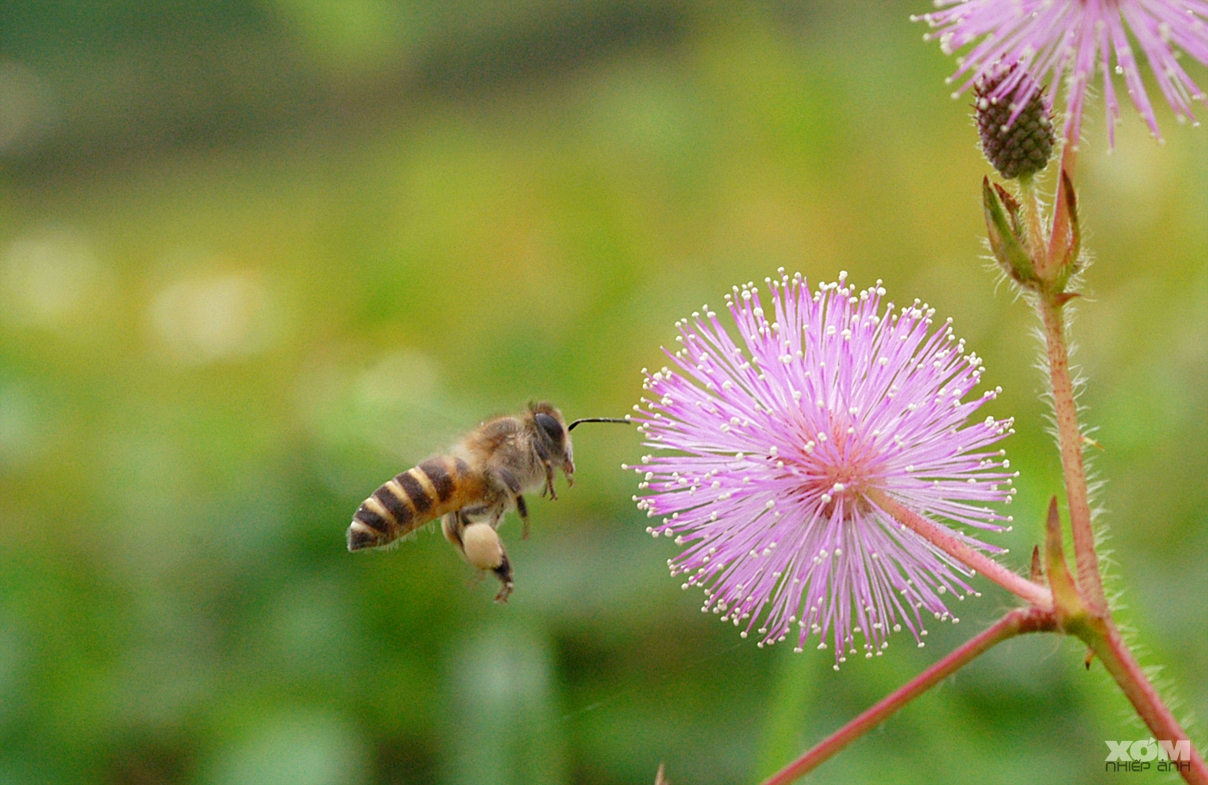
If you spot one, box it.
[631,272,1016,665]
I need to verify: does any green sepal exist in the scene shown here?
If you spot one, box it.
[1050,169,1082,293]
[982,177,1038,287]
[1044,496,1085,623]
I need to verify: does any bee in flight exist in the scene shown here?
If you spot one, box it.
[347,402,628,602]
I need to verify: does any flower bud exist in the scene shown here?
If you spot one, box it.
[975,67,1055,180]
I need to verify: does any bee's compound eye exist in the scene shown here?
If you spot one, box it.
[535,412,563,443]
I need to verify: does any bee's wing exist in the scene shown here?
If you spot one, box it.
[350,349,493,460]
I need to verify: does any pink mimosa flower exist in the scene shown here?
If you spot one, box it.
[915,0,1208,147]
[631,272,1016,665]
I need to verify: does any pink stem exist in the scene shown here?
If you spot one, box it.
[759,607,1057,785]
[868,490,1053,609]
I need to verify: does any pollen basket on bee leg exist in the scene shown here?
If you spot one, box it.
[461,523,505,570]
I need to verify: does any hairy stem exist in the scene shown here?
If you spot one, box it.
[869,490,1053,609]
[1036,160,1201,782]
[1038,293,1106,614]
[758,607,1057,785]
[1017,174,1047,270]
[1080,618,1208,784]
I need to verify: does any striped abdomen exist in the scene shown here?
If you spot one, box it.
[347,457,482,551]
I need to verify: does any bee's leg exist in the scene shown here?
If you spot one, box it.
[441,511,467,552]
[488,469,529,532]
[492,551,514,603]
[462,521,514,603]
[514,494,529,539]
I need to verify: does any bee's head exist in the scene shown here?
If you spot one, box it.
[529,401,575,484]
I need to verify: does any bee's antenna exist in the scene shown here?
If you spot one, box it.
[568,417,631,432]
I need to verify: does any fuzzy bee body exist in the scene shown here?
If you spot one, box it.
[348,456,488,547]
[347,402,580,602]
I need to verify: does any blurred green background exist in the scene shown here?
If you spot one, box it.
[1,1,1206,783]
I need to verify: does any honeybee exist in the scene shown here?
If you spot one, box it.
[347,401,628,602]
